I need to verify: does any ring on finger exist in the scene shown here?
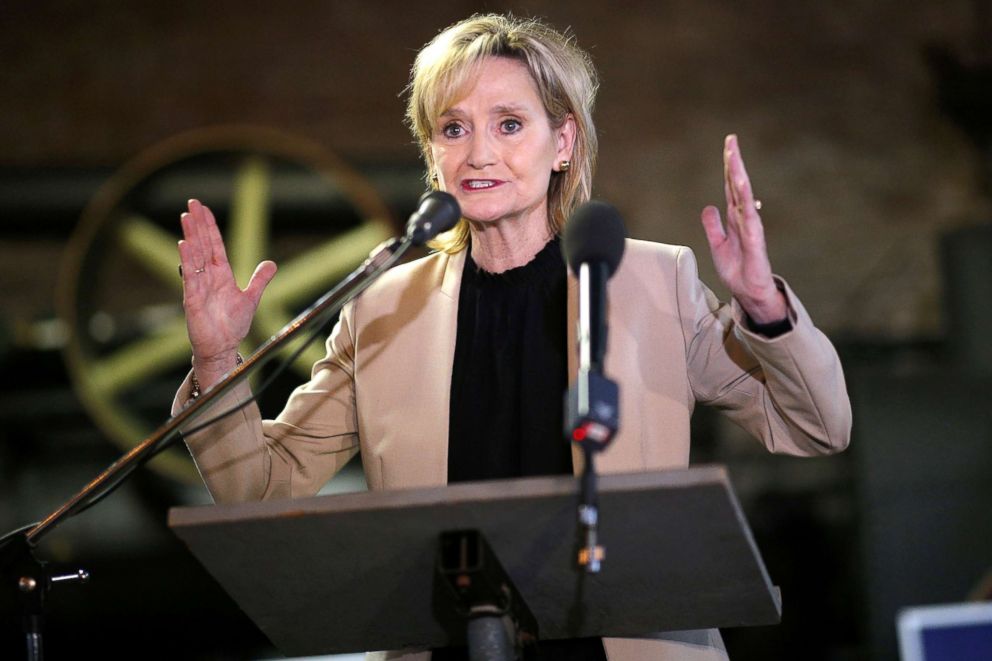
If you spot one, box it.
[178,264,208,277]
[754,199,763,211]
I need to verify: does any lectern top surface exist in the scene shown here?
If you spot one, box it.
[170,466,779,656]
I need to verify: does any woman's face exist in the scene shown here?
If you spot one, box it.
[430,57,574,232]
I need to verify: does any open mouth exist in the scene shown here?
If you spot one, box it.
[461,179,503,191]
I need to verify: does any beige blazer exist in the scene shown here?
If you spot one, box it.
[176,239,851,660]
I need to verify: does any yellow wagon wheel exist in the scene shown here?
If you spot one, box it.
[57,126,396,482]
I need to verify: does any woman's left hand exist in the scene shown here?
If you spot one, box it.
[700,134,788,325]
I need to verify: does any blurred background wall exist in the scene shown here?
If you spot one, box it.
[1,1,990,659]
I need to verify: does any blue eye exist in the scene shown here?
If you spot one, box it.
[501,119,522,133]
[442,123,464,138]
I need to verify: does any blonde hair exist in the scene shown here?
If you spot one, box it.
[405,14,599,253]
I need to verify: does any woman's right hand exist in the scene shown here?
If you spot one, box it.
[179,199,277,388]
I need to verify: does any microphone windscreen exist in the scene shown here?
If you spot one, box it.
[407,191,461,245]
[562,200,627,276]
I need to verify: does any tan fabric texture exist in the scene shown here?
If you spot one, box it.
[173,239,851,660]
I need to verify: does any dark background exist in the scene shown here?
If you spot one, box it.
[2,1,991,659]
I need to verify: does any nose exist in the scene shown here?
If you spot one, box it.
[466,131,496,169]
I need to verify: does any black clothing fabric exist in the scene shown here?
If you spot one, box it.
[439,238,607,661]
[746,313,793,337]
[447,237,573,483]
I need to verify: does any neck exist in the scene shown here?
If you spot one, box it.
[468,217,554,274]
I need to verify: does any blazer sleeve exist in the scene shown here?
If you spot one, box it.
[171,300,361,503]
[676,246,852,455]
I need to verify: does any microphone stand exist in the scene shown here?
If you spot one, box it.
[1,194,454,660]
[565,261,619,574]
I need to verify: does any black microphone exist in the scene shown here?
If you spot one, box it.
[562,200,626,373]
[406,191,461,246]
[561,200,626,574]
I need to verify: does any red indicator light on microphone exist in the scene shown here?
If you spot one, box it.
[572,427,588,442]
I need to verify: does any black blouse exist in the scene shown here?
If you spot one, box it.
[447,236,572,483]
[438,237,607,661]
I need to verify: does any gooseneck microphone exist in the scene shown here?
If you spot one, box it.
[561,199,627,574]
[19,191,462,549]
[3,188,465,661]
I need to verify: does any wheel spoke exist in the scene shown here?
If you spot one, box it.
[85,318,190,396]
[264,221,392,306]
[252,304,330,377]
[250,219,391,378]
[116,214,183,290]
[229,156,270,284]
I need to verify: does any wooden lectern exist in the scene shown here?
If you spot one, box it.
[168,465,780,656]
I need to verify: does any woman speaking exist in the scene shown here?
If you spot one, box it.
[174,14,851,660]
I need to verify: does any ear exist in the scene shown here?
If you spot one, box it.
[554,113,577,169]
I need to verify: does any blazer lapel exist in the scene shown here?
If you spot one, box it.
[432,249,466,484]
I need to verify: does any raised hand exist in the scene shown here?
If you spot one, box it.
[178,199,277,386]
[700,134,787,325]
